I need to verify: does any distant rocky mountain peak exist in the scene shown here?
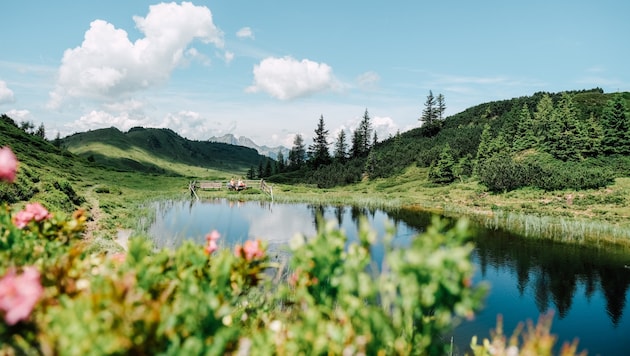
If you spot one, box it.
[208,134,289,160]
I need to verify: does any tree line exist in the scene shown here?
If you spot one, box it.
[262,89,630,193]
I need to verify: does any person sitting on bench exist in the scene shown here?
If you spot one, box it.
[237,179,246,191]
[227,178,236,190]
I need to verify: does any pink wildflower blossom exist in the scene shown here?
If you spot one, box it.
[0,267,44,325]
[0,146,18,183]
[12,203,52,229]
[204,230,220,255]
[235,239,265,261]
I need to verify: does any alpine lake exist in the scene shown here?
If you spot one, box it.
[146,198,630,355]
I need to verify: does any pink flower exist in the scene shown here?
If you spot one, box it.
[0,146,18,183]
[0,267,44,325]
[235,239,265,261]
[12,203,52,229]
[204,230,220,255]
[205,240,218,255]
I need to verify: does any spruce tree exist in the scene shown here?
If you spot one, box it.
[333,130,348,162]
[288,134,306,170]
[601,94,630,155]
[308,115,331,169]
[533,94,558,152]
[428,143,456,184]
[276,151,286,172]
[582,113,603,157]
[551,93,583,161]
[436,93,446,120]
[359,109,373,155]
[420,90,437,125]
[512,104,537,152]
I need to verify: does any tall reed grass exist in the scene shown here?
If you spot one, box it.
[453,207,630,249]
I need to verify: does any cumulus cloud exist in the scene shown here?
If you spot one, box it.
[246,56,339,100]
[5,109,30,121]
[372,116,398,138]
[67,108,237,141]
[48,2,223,108]
[236,27,254,39]
[0,80,15,104]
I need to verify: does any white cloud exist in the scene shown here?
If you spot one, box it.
[246,56,339,100]
[372,116,398,139]
[5,109,30,121]
[48,2,223,108]
[224,51,235,64]
[69,110,150,134]
[0,80,15,104]
[357,71,380,90]
[236,27,254,39]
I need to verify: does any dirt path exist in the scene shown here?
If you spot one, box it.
[83,188,129,251]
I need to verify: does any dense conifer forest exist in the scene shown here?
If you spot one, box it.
[268,88,630,192]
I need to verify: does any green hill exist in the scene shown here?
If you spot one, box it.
[62,126,268,175]
[284,88,630,190]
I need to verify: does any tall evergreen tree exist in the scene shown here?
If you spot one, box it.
[359,109,373,154]
[436,93,446,120]
[350,109,373,158]
[475,123,494,167]
[288,134,306,170]
[264,159,273,177]
[333,129,348,162]
[428,143,456,184]
[533,94,558,151]
[551,93,583,161]
[512,104,537,152]
[601,94,630,155]
[582,113,603,157]
[276,151,286,172]
[350,129,363,159]
[308,115,331,169]
[35,122,46,139]
[420,90,437,125]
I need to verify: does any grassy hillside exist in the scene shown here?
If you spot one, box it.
[62,126,267,176]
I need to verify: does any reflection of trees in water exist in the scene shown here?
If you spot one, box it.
[474,231,630,325]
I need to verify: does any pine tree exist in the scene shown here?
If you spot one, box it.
[359,109,373,154]
[428,143,456,184]
[276,151,286,172]
[333,130,348,162]
[534,94,558,152]
[601,94,630,155]
[288,134,306,170]
[35,122,46,139]
[53,132,62,148]
[350,109,372,158]
[420,90,437,125]
[436,93,446,120]
[475,123,493,167]
[512,104,537,152]
[308,115,331,169]
[264,159,273,177]
[551,93,583,161]
[350,129,363,159]
[582,113,603,157]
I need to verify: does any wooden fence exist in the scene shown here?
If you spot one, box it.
[189,179,273,201]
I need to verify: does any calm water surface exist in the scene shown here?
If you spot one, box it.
[148,199,630,355]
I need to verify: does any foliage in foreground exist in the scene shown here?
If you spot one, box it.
[1,146,587,355]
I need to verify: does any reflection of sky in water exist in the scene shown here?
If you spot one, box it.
[148,199,418,253]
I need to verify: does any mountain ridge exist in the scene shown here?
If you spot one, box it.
[208,133,289,160]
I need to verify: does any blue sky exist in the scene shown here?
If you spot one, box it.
[1,1,628,148]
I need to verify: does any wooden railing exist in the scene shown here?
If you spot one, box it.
[189,179,273,201]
